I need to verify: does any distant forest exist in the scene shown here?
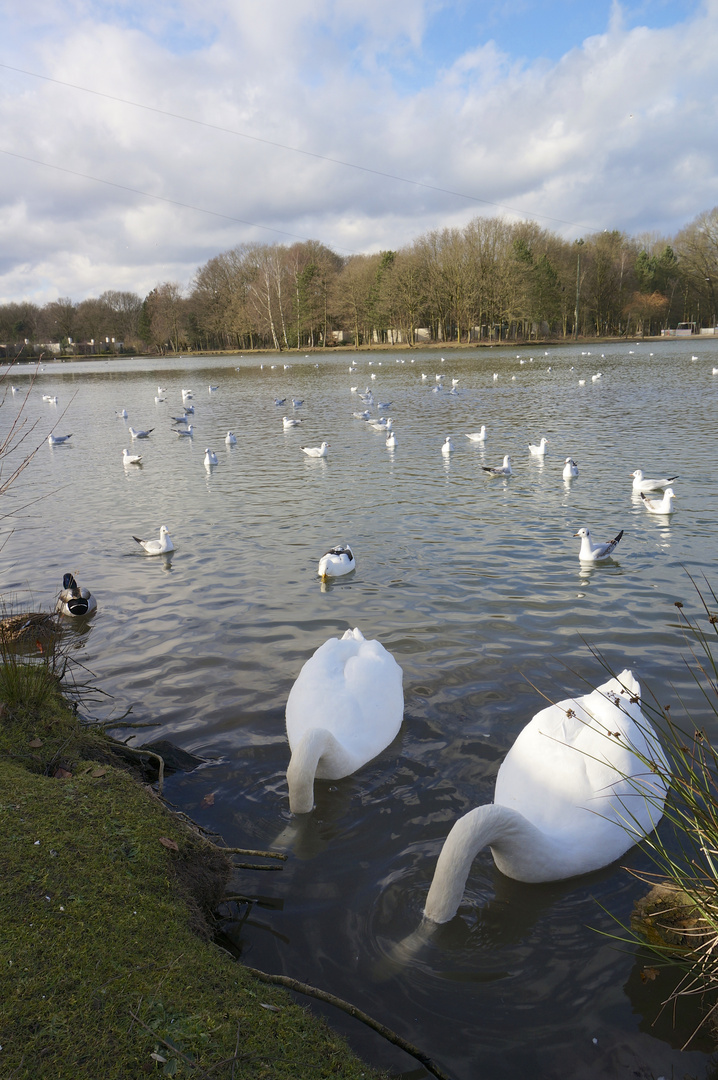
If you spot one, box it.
[2,206,718,355]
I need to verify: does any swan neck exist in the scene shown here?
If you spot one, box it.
[423,804,536,924]
[287,728,351,814]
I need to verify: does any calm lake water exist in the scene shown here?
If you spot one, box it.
[3,340,718,1079]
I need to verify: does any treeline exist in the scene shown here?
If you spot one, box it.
[2,207,718,354]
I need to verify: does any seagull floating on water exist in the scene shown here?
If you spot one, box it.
[302,442,329,458]
[171,415,188,424]
[204,448,218,466]
[574,527,623,561]
[563,457,579,479]
[528,437,549,457]
[175,425,193,436]
[122,448,142,465]
[465,427,487,442]
[275,398,286,406]
[129,427,153,439]
[208,385,219,392]
[630,469,679,494]
[482,455,512,476]
[116,408,128,418]
[441,436,454,455]
[283,416,303,428]
[48,433,72,445]
[317,545,356,579]
[386,431,397,448]
[225,431,237,445]
[641,488,676,515]
[133,525,174,555]
[292,398,304,408]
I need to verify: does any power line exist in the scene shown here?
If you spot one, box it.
[0,147,354,249]
[0,61,596,233]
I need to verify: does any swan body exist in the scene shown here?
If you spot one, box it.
[574,527,623,561]
[122,448,142,465]
[465,427,486,442]
[56,572,97,617]
[133,525,174,555]
[441,436,454,455]
[528,437,549,457]
[317,545,356,579]
[285,628,404,813]
[204,448,218,466]
[641,488,676,514]
[482,454,512,476]
[302,442,329,458]
[225,431,237,444]
[128,427,153,439]
[563,457,579,479]
[424,670,668,923]
[48,433,72,445]
[631,469,679,494]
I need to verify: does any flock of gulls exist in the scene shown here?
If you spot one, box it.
[27,348,701,926]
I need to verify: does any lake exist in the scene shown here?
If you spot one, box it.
[3,339,718,1079]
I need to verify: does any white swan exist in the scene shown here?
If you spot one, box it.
[563,457,579,479]
[641,488,676,514]
[317,545,356,579]
[631,469,679,494]
[528,437,549,457]
[285,628,404,814]
[574,527,623,561]
[56,572,97,617]
[133,525,174,555]
[424,670,668,923]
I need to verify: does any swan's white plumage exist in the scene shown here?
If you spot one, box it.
[424,670,668,923]
[285,628,404,813]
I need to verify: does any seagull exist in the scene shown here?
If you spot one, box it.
[157,386,166,394]
[171,415,189,424]
[47,433,72,445]
[292,398,304,408]
[578,379,586,386]
[378,401,392,409]
[116,408,128,418]
[225,431,237,445]
[563,457,579,479]
[528,437,549,457]
[493,373,499,380]
[386,431,397,448]
[482,455,512,476]
[174,425,193,436]
[630,469,679,494]
[122,448,142,465]
[128,427,153,439]
[183,404,195,414]
[204,448,218,466]
[283,416,303,428]
[574,527,623,561]
[301,442,329,458]
[133,525,174,555]
[275,398,286,406]
[11,386,19,394]
[441,436,454,455]
[452,378,459,386]
[154,396,165,404]
[591,372,603,382]
[182,389,193,400]
[208,385,219,392]
[353,411,370,420]
[42,394,55,402]
[641,488,676,514]
[465,427,487,442]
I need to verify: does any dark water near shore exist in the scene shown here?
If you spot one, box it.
[3,339,718,1078]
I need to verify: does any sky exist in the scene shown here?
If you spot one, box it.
[0,0,716,305]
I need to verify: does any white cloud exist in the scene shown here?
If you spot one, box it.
[0,0,716,303]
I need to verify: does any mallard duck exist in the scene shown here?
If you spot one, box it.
[56,573,97,617]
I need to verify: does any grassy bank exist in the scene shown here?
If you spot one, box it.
[0,653,386,1079]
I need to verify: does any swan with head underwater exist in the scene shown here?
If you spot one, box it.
[423,670,669,923]
[285,628,404,814]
